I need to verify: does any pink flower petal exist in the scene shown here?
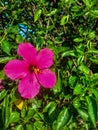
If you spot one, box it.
[4,60,27,80]
[37,48,54,69]
[18,74,40,99]
[37,69,56,88]
[17,43,37,65]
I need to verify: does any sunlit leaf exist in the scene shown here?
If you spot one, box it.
[69,76,77,88]
[3,96,10,129]
[34,9,42,22]
[1,41,12,55]
[86,96,97,127]
[14,125,23,130]
[45,9,57,16]
[77,108,89,121]
[79,64,90,75]
[53,107,71,130]
[9,112,20,123]
[0,90,7,101]
[0,57,15,63]
[73,83,83,95]
[53,69,62,94]
[60,15,69,25]
[26,124,34,130]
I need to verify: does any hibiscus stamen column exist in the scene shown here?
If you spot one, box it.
[29,66,41,74]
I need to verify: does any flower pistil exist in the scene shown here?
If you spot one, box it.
[29,66,41,74]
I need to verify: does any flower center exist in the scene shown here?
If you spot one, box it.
[29,66,41,74]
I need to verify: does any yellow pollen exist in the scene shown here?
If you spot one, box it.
[31,66,40,74]
[34,68,40,74]
[29,66,41,74]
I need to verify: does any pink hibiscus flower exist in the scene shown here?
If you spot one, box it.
[4,43,56,99]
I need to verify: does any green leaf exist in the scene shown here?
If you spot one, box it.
[73,37,83,42]
[53,107,71,130]
[77,108,89,121]
[31,99,42,110]
[79,64,90,75]
[73,98,81,109]
[0,70,5,79]
[45,9,57,16]
[3,96,10,129]
[60,15,69,25]
[14,125,23,130]
[0,90,7,101]
[0,57,15,63]
[77,55,84,65]
[69,76,77,88]
[21,107,26,118]
[48,105,57,121]
[90,9,98,18]
[34,9,42,22]
[43,101,56,112]
[88,31,96,40]
[26,124,34,130]
[92,89,98,100]
[43,101,57,121]
[90,73,98,87]
[82,0,92,8]
[5,106,10,128]
[71,5,82,12]
[86,96,97,127]
[88,49,98,54]
[90,58,98,64]
[1,41,12,55]
[73,83,83,95]
[27,107,35,119]
[0,6,7,13]
[9,112,20,123]
[33,112,44,121]
[53,70,62,94]
[62,50,76,57]
[91,73,98,81]
[34,121,45,130]
[69,122,77,130]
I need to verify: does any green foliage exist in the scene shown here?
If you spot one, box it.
[0,0,98,129]
[9,112,20,123]
[34,9,42,22]
[53,107,71,130]
[86,96,97,127]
